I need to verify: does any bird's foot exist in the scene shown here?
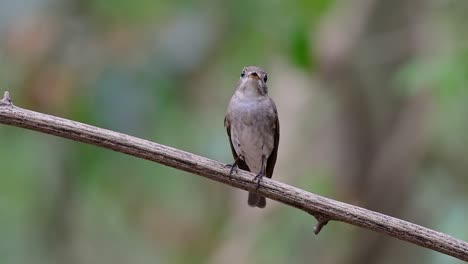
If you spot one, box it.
[253,172,264,191]
[225,163,238,179]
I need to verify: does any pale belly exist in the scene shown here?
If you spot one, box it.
[230,105,275,174]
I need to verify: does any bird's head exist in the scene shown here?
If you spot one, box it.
[236,66,268,97]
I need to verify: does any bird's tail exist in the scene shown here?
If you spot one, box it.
[248,192,266,208]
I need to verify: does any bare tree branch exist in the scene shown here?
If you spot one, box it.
[0,91,467,261]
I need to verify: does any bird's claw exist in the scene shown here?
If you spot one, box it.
[253,172,264,191]
[225,163,238,179]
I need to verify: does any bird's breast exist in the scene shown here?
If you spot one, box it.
[228,96,276,173]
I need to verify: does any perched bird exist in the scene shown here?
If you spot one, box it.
[224,66,280,208]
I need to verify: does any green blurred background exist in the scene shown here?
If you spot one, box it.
[1,0,467,263]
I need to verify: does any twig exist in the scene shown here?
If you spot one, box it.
[0,91,467,261]
[0,91,12,106]
[311,213,330,235]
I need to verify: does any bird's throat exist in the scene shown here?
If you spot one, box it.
[238,81,264,98]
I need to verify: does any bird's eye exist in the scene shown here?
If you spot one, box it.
[240,70,246,78]
[263,74,268,83]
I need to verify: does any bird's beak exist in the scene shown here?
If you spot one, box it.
[248,72,260,80]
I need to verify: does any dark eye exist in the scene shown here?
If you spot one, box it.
[263,74,268,83]
[240,69,246,78]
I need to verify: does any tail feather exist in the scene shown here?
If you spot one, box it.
[248,192,266,208]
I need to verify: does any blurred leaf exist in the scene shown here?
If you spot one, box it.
[90,0,169,23]
[289,23,312,69]
[395,50,468,101]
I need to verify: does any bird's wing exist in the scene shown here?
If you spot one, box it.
[266,109,279,179]
[224,115,250,172]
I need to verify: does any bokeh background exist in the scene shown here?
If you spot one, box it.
[1,0,467,263]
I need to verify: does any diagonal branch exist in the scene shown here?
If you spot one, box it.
[0,91,467,261]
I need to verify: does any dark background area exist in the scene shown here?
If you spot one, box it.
[0,0,467,263]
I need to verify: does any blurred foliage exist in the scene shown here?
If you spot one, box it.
[0,0,467,264]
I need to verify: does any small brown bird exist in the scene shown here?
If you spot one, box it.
[224,66,279,208]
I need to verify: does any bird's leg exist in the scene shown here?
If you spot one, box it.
[253,155,266,190]
[226,155,242,179]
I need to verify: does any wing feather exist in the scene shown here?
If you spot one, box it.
[224,115,250,172]
[266,109,279,179]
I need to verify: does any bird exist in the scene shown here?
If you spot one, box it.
[224,66,279,208]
